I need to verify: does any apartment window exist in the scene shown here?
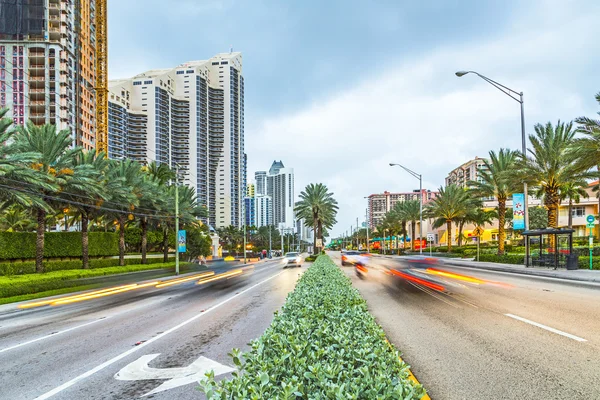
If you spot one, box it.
[176,71,185,75]
[221,61,228,65]
[186,70,194,73]
[133,81,142,86]
[144,80,152,84]
[212,62,219,65]
[572,206,586,217]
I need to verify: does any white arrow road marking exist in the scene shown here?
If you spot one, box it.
[115,353,234,397]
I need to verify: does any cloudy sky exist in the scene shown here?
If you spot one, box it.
[109,0,600,238]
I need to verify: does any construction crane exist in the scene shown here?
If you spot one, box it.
[95,0,108,156]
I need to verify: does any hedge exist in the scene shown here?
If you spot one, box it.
[0,261,185,298]
[477,254,525,264]
[0,232,119,260]
[0,257,175,276]
[304,255,317,262]
[200,255,425,399]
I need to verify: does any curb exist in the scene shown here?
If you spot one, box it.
[443,260,600,284]
[385,339,431,399]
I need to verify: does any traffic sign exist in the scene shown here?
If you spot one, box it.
[588,222,596,228]
[587,215,596,224]
[473,226,484,237]
[426,233,434,241]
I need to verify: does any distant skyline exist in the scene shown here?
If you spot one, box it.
[109,0,600,238]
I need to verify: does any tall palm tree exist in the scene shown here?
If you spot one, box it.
[0,109,50,210]
[391,202,408,249]
[294,183,338,252]
[400,200,421,251]
[560,179,589,228]
[573,92,600,215]
[13,123,94,272]
[469,149,521,255]
[0,204,35,232]
[66,151,109,268]
[106,159,143,266]
[516,121,581,228]
[425,184,471,252]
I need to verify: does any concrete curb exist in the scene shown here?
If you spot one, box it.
[443,259,600,284]
[384,339,430,399]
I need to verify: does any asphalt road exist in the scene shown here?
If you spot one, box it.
[0,258,303,400]
[332,252,600,400]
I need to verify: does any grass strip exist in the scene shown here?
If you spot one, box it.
[0,262,196,299]
[200,255,426,399]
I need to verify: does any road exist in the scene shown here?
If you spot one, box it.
[0,258,302,400]
[332,252,600,400]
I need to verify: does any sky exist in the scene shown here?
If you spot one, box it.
[108,0,600,239]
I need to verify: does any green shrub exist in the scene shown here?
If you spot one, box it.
[304,255,317,262]
[0,232,119,260]
[200,256,425,399]
[478,254,525,264]
[0,262,182,298]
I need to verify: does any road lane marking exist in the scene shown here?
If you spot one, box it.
[115,353,235,397]
[504,313,587,342]
[32,269,288,400]
[0,317,109,354]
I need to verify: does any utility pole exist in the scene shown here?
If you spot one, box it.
[269,225,272,258]
[356,217,359,249]
[175,164,180,276]
[243,202,247,264]
[365,208,369,252]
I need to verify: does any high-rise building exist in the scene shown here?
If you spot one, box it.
[266,160,294,230]
[255,195,272,228]
[445,157,488,188]
[246,183,255,198]
[107,52,245,228]
[367,190,438,229]
[255,171,267,195]
[0,0,97,150]
[244,196,255,227]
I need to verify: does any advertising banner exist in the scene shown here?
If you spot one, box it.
[178,230,187,253]
[513,193,525,230]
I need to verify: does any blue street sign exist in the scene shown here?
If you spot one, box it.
[178,230,186,253]
[587,215,596,223]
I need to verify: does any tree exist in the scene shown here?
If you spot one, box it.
[0,204,35,232]
[529,206,549,230]
[400,200,421,251]
[469,149,521,255]
[573,92,600,216]
[294,183,338,252]
[516,121,580,228]
[391,202,408,249]
[560,179,589,228]
[0,109,50,210]
[185,224,212,261]
[106,159,143,266]
[13,123,95,272]
[425,184,471,251]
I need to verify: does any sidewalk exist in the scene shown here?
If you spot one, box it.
[442,258,600,284]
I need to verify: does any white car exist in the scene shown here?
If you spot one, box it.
[283,252,302,268]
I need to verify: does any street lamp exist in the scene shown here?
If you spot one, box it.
[363,196,370,252]
[389,163,423,255]
[456,70,529,259]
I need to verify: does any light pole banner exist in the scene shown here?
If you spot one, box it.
[513,193,525,230]
[178,230,187,253]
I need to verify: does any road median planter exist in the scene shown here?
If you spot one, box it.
[200,255,426,399]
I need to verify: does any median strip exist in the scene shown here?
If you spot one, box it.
[200,255,428,399]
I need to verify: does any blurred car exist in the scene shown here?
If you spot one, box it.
[341,250,361,266]
[283,252,302,268]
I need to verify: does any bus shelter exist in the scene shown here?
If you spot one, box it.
[523,228,576,270]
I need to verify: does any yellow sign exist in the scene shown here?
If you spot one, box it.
[473,227,484,237]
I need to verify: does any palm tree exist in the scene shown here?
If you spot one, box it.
[13,123,95,272]
[469,149,521,255]
[573,92,600,215]
[400,200,421,251]
[0,204,35,232]
[516,121,581,228]
[294,183,338,252]
[425,184,471,252]
[0,109,50,210]
[66,151,109,268]
[560,179,589,228]
[106,159,143,266]
[391,202,408,249]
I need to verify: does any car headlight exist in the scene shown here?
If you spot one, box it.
[296,257,301,263]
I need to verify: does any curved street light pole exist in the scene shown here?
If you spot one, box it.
[456,71,529,262]
[389,163,423,255]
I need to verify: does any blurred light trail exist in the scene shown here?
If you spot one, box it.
[155,271,215,288]
[424,268,486,284]
[390,269,446,292]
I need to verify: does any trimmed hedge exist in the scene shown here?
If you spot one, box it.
[200,255,425,399]
[0,262,182,298]
[0,257,175,276]
[477,254,525,264]
[0,232,119,260]
[304,255,317,262]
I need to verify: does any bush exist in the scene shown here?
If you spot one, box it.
[0,257,175,276]
[200,255,425,399]
[478,254,525,264]
[0,262,182,298]
[304,255,317,262]
[0,232,119,260]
